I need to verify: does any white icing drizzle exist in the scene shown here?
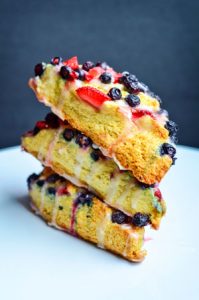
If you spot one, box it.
[48,192,60,228]
[105,174,122,205]
[45,128,63,165]
[74,149,86,178]
[96,211,111,249]
[39,183,47,213]
[122,228,139,257]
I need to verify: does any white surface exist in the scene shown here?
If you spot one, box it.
[0,145,199,300]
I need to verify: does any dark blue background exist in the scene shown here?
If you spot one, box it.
[0,0,199,148]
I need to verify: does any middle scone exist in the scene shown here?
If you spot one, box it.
[22,113,166,229]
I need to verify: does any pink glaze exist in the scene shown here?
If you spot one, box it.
[132,109,156,120]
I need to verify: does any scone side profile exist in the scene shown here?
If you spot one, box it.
[28,168,147,262]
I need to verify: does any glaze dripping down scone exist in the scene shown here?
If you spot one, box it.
[29,56,177,184]
[22,114,166,229]
[28,168,146,262]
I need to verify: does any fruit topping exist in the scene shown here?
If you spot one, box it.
[76,86,111,108]
[99,72,112,83]
[138,182,156,189]
[51,57,62,65]
[45,113,60,128]
[82,61,95,71]
[85,67,104,81]
[112,211,128,224]
[132,213,150,227]
[125,94,140,107]
[57,186,69,196]
[96,61,109,69]
[108,88,122,100]
[36,180,45,187]
[132,109,155,120]
[60,66,72,80]
[34,63,44,77]
[63,128,75,141]
[76,69,86,80]
[59,206,63,210]
[75,133,92,148]
[75,192,93,206]
[46,174,62,183]
[63,56,79,69]
[165,120,178,142]
[90,149,102,161]
[33,121,48,135]
[154,188,162,200]
[27,173,39,189]
[160,143,176,159]
[47,187,56,195]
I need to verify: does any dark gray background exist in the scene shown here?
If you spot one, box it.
[0,0,199,149]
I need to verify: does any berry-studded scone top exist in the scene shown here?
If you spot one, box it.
[31,56,178,184]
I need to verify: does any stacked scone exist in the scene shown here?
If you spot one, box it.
[22,56,177,262]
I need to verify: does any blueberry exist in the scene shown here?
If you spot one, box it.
[46,174,62,183]
[99,72,112,84]
[76,69,86,80]
[96,61,109,69]
[45,113,60,128]
[27,173,39,189]
[137,82,149,92]
[63,128,75,141]
[119,73,138,85]
[75,192,93,206]
[59,205,63,210]
[138,182,155,189]
[36,180,45,187]
[108,88,122,100]
[165,120,178,139]
[160,143,176,159]
[82,61,95,71]
[75,133,92,148]
[34,63,44,77]
[125,94,140,107]
[51,57,62,65]
[112,211,127,224]
[90,149,102,161]
[132,213,150,227]
[60,66,72,79]
[47,187,56,195]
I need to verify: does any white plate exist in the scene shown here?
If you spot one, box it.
[0,145,199,300]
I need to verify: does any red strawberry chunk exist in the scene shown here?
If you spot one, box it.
[132,109,156,120]
[85,67,104,81]
[154,188,162,200]
[76,86,111,108]
[57,186,69,196]
[35,121,48,129]
[63,56,79,70]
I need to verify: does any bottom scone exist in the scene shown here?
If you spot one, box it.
[28,168,147,262]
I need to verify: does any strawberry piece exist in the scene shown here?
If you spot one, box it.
[35,121,48,129]
[132,109,156,120]
[154,188,162,200]
[76,86,111,108]
[85,67,104,81]
[63,56,79,70]
[57,186,69,196]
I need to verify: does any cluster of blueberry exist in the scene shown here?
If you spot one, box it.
[62,127,103,162]
[112,210,150,227]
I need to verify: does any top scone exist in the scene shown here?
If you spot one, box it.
[29,56,177,184]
